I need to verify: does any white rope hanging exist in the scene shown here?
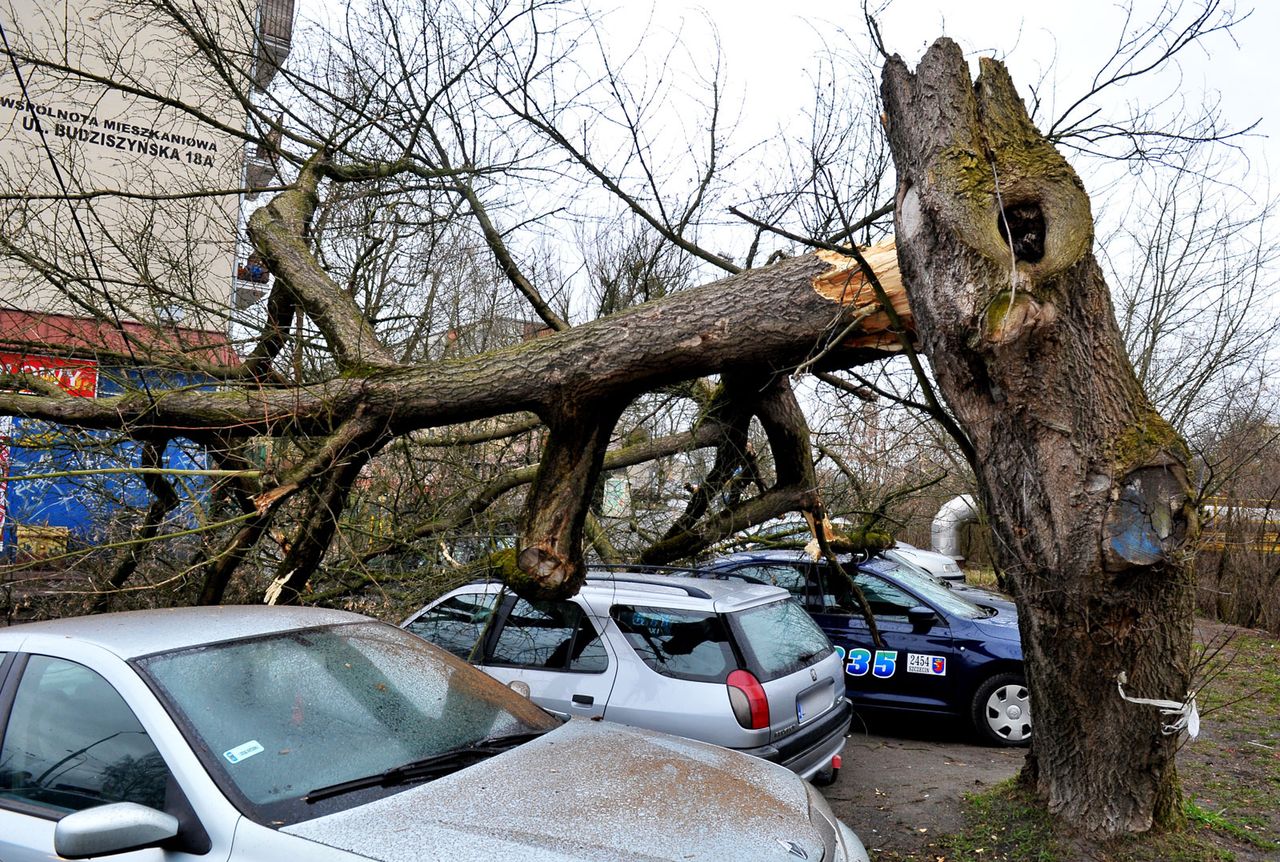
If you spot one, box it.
[1116,671,1200,740]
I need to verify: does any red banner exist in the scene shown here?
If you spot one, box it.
[0,353,98,398]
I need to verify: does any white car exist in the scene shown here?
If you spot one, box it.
[0,606,870,861]
[886,542,965,581]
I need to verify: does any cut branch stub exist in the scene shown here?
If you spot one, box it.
[1102,463,1194,572]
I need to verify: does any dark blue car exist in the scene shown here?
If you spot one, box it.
[698,550,1030,746]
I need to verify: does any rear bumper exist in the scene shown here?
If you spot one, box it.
[734,698,852,780]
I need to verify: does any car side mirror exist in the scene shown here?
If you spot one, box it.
[55,802,180,859]
[508,679,532,699]
[907,606,938,629]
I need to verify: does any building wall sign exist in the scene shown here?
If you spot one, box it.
[0,352,99,398]
[0,0,251,332]
[1,98,223,168]
[0,353,98,552]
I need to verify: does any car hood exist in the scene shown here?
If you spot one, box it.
[953,584,1017,614]
[969,605,1022,642]
[283,719,823,862]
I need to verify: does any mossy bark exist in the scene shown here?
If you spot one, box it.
[882,40,1196,837]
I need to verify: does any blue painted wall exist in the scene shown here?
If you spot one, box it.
[1,367,212,557]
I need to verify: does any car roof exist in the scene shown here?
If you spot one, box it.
[447,571,788,613]
[580,571,787,612]
[712,549,822,565]
[0,605,373,659]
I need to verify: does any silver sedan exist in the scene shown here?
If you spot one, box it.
[0,606,869,861]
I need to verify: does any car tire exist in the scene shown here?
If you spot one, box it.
[811,762,839,787]
[971,672,1031,747]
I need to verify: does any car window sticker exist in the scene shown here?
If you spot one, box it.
[224,740,265,764]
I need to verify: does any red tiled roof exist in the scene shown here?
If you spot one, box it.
[0,310,240,367]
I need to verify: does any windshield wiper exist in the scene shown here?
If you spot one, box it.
[304,729,551,804]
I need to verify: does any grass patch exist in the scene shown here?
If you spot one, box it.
[932,779,1058,862]
[1184,800,1280,853]
[910,627,1280,862]
[862,620,1279,861]
[917,782,1243,862]
[962,567,1010,593]
[1180,629,1280,855]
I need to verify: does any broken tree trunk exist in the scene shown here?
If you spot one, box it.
[881,40,1196,836]
[0,243,908,601]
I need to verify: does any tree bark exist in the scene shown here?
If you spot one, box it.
[0,246,908,440]
[881,40,1196,836]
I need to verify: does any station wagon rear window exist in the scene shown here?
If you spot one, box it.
[729,598,833,682]
[611,606,736,682]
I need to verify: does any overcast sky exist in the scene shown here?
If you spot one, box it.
[610,0,1276,186]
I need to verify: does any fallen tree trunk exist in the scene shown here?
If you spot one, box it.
[0,246,907,438]
[0,242,909,598]
[881,39,1196,836]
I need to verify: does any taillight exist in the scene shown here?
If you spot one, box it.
[726,669,769,729]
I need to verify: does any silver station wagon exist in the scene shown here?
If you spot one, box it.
[0,606,870,862]
[402,572,853,783]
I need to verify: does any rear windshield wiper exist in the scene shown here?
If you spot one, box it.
[304,728,551,803]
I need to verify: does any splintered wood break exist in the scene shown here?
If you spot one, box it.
[811,241,912,350]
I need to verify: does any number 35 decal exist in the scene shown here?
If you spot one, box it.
[834,647,898,678]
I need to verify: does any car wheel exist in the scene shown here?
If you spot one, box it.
[811,762,839,787]
[971,672,1031,747]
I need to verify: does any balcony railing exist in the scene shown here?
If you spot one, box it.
[252,0,294,91]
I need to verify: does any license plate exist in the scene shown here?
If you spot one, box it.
[796,679,834,724]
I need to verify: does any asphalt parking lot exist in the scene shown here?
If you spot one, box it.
[822,720,1025,858]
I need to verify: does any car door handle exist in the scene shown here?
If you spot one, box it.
[571,694,594,706]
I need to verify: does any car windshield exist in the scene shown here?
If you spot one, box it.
[135,621,559,825]
[861,557,987,619]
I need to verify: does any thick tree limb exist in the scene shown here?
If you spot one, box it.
[247,153,398,371]
[0,246,909,439]
[0,240,912,601]
[639,485,813,564]
[659,377,759,543]
[513,400,627,600]
[642,376,820,563]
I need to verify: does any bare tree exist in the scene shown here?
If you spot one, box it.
[1102,151,1278,436]
[0,0,1269,841]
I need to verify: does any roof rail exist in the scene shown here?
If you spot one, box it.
[583,573,713,600]
[588,562,699,576]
